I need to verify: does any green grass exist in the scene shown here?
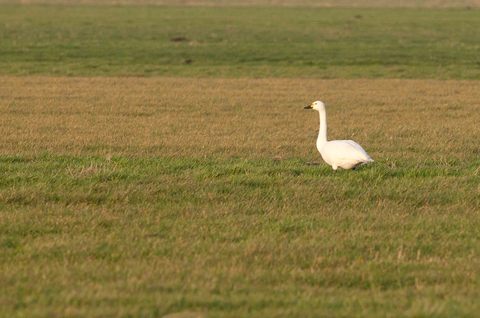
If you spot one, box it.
[1,154,479,317]
[1,5,480,78]
[1,3,480,317]
[1,73,480,317]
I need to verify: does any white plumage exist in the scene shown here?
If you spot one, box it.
[305,100,373,170]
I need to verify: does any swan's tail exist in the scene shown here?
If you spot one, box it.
[362,154,374,163]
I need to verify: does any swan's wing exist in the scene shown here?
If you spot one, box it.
[342,140,373,162]
[324,140,373,164]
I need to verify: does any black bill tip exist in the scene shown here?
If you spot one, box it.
[304,105,313,109]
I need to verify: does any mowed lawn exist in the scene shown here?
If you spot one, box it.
[1,76,479,317]
[1,3,480,318]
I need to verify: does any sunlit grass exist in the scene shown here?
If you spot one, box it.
[1,76,479,317]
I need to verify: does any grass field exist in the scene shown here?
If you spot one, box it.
[1,6,480,78]
[1,3,480,318]
[1,76,480,317]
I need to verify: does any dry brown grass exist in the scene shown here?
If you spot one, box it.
[1,76,479,163]
[2,0,479,7]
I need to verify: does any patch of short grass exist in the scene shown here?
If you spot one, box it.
[1,77,479,316]
[1,5,480,78]
[1,154,479,317]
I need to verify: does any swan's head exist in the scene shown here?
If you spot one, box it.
[304,100,325,111]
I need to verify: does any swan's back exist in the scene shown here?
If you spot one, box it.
[319,140,373,170]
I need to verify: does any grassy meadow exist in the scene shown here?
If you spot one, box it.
[1,3,480,318]
[1,5,480,78]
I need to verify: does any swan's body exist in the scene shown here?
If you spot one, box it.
[305,100,373,170]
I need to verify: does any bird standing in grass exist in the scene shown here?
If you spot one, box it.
[304,100,373,170]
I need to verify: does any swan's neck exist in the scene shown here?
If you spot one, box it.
[316,107,327,147]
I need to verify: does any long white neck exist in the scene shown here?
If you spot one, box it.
[316,106,327,147]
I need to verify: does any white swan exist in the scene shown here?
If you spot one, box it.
[304,100,373,170]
